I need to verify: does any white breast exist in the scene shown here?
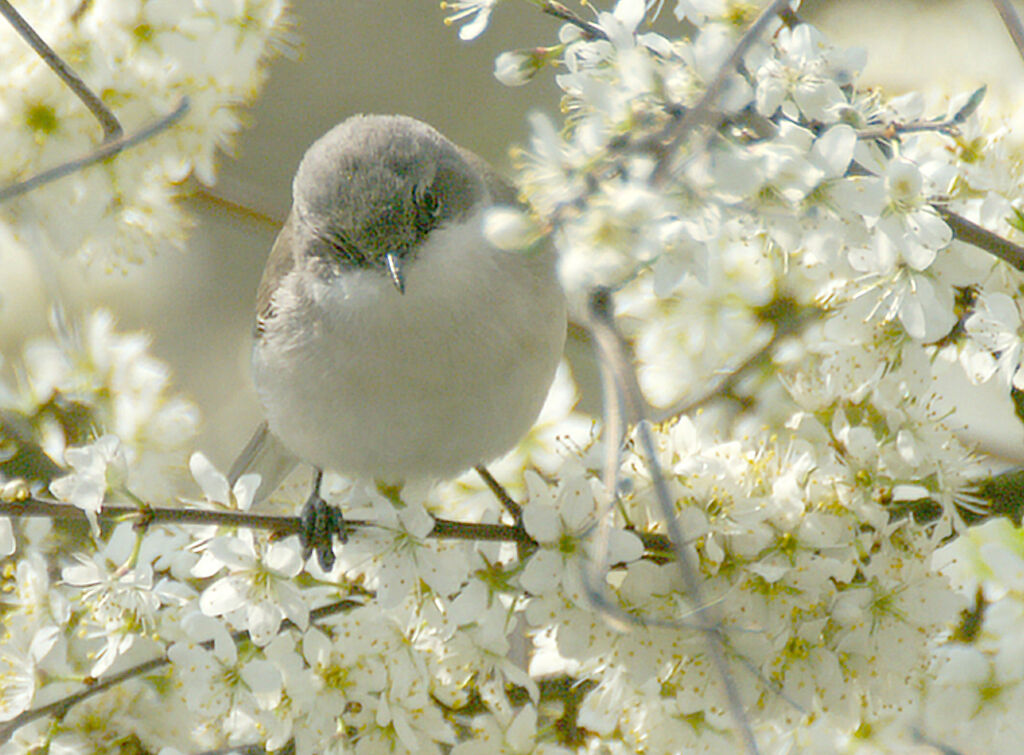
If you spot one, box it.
[252,209,566,482]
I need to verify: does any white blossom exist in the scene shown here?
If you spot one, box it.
[9,2,1024,752]
[441,0,497,40]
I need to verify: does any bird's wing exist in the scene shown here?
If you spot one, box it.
[254,211,299,337]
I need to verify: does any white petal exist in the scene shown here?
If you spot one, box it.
[522,503,560,543]
[0,518,13,557]
[241,658,283,709]
[247,600,284,645]
[811,124,856,178]
[519,549,562,594]
[397,503,435,539]
[199,575,248,616]
[606,529,644,564]
[189,452,230,505]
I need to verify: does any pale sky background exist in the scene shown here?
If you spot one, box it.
[4,0,1024,469]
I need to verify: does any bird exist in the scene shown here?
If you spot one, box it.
[229,114,567,569]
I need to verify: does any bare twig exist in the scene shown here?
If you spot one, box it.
[0,97,190,203]
[992,0,1024,65]
[475,464,523,522]
[937,207,1024,272]
[857,86,986,141]
[0,0,122,140]
[858,118,964,141]
[583,288,760,755]
[537,0,607,41]
[0,599,359,744]
[651,0,793,185]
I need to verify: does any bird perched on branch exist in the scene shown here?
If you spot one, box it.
[230,114,566,569]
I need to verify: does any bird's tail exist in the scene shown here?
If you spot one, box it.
[228,421,299,504]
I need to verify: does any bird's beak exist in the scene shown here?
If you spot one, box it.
[384,251,405,294]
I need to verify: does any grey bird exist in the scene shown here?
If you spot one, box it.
[230,114,566,569]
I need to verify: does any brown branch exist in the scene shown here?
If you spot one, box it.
[475,464,523,522]
[0,495,532,544]
[937,207,1024,272]
[0,0,122,140]
[858,119,963,141]
[0,97,190,203]
[0,495,674,553]
[858,86,986,141]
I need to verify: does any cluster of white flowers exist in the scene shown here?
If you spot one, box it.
[478,0,1024,749]
[0,0,288,266]
[6,0,1024,752]
[922,518,1024,752]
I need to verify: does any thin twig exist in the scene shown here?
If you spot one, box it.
[857,85,986,141]
[651,0,793,185]
[0,599,359,744]
[0,97,190,203]
[475,464,523,522]
[0,0,122,140]
[937,207,1024,272]
[583,288,760,755]
[992,0,1024,65]
[858,120,961,141]
[537,0,607,41]
[578,287,646,634]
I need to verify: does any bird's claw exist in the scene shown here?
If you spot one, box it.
[299,490,348,571]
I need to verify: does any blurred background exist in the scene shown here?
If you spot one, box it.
[3,0,1024,470]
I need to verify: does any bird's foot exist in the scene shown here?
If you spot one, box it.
[299,470,348,571]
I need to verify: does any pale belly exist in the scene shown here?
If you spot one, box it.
[253,236,566,482]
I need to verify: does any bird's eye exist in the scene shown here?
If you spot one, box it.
[413,185,442,235]
[415,185,441,218]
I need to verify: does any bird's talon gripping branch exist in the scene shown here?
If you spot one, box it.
[299,469,347,571]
